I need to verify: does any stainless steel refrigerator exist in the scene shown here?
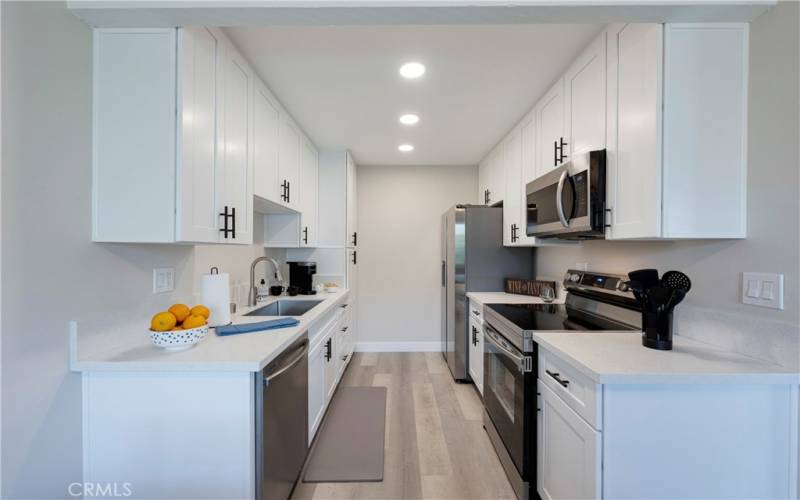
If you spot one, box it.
[441,205,533,381]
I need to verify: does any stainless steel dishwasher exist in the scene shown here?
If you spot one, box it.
[255,334,309,500]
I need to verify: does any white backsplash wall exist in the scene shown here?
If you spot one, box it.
[536,2,800,368]
[193,213,288,306]
[356,164,478,350]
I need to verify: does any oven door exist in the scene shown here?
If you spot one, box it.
[483,322,535,480]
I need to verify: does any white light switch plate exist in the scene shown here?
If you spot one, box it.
[742,272,783,310]
[153,267,175,294]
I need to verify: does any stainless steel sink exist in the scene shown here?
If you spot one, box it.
[244,300,323,317]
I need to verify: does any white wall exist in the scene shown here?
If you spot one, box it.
[355,165,477,350]
[535,2,800,367]
[0,4,282,497]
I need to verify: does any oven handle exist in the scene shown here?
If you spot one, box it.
[556,169,570,228]
[484,325,531,373]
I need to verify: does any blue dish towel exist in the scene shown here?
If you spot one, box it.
[215,318,300,336]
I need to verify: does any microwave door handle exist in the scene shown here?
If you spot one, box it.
[556,170,570,228]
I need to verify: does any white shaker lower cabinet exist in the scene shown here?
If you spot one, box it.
[307,331,328,443]
[537,349,799,500]
[93,27,253,244]
[539,384,600,500]
[467,306,484,395]
[606,23,749,239]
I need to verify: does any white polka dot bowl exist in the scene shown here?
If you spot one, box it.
[150,325,208,350]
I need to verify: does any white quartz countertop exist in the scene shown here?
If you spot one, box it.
[533,330,800,385]
[71,290,350,373]
[467,292,563,305]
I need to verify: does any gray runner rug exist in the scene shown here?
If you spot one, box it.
[303,386,387,483]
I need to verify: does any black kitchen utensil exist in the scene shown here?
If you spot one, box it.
[661,270,692,294]
[626,280,644,302]
[628,269,660,290]
[645,287,672,313]
[666,288,687,310]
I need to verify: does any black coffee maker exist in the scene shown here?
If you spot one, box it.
[288,261,317,295]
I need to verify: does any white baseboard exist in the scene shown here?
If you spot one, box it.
[355,341,441,353]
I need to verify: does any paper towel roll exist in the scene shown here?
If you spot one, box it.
[201,270,231,327]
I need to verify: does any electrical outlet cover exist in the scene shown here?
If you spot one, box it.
[153,267,175,294]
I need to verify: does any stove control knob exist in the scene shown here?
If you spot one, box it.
[569,273,581,283]
[617,281,630,292]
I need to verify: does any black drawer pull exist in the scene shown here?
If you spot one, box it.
[546,369,570,387]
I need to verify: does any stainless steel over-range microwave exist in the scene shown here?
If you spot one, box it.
[525,149,606,240]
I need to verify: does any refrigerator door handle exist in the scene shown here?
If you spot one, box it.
[441,260,446,286]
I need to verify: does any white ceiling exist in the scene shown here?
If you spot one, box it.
[225,24,603,165]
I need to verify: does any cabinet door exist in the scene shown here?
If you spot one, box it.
[219,42,254,244]
[324,335,338,402]
[478,159,490,205]
[308,337,327,443]
[253,80,281,203]
[606,23,663,240]
[535,78,566,178]
[564,31,607,157]
[345,152,358,248]
[300,139,319,247]
[484,145,503,206]
[176,27,221,243]
[502,128,522,246]
[468,316,484,395]
[539,383,601,500]
[347,248,358,293]
[279,117,301,209]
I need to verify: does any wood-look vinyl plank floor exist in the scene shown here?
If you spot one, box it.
[292,353,515,500]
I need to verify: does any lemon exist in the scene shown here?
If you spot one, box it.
[190,305,210,320]
[182,314,207,330]
[151,312,177,332]
[168,304,191,323]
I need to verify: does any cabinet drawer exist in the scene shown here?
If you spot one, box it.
[469,300,484,322]
[539,349,601,429]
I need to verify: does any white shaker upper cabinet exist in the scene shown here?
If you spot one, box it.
[479,145,505,206]
[252,80,281,204]
[345,152,358,248]
[279,116,301,210]
[564,30,607,158]
[606,23,748,239]
[93,27,254,244]
[218,42,254,245]
[535,78,566,179]
[503,127,523,246]
[177,27,222,243]
[300,139,319,247]
[607,23,663,240]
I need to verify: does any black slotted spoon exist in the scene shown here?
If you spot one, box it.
[661,271,691,309]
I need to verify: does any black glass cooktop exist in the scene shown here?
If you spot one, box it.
[486,303,638,332]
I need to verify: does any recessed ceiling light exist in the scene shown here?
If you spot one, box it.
[398,144,415,153]
[399,62,425,79]
[399,114,420,125]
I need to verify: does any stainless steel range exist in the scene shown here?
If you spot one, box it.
[482,270,641,500]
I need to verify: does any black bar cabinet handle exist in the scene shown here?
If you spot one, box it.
[554,140,559,166]
[219,206,229,239]
[231,207,236,239]
[559,137,569,163]
[545,369,570,387]
[303,226,308,244]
